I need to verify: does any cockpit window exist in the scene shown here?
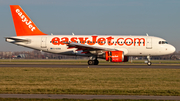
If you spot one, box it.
[159,41,168,44]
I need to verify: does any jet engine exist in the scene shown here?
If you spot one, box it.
[105,51,128,62]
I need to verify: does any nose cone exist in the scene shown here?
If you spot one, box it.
[170,45,176,54]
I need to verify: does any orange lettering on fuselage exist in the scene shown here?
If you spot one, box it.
[97,37,106,45]
[71,37,77,43]
[125,38,133,46]
[51,36,145,46]
[134,38,145,46]
[51,37,61,45]
[78,37,88,44]
[87,36,97,45]
[117,38,124,46]
[61,37,69,45]
[106,36,114,46]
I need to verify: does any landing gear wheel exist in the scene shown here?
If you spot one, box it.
[88,60,99,65]
[94,60,99,65]
[88,60,94,65]
[147,61,152,66]
[146,55,152,66]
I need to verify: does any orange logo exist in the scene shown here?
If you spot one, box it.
[16,9,35,31]
[51,36,145,46]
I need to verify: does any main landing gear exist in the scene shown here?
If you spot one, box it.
[88,56,99,65]
[147,55,152,66]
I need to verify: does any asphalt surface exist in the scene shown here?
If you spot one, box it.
[0,94,180,100]
[0,64,180,69]
[0,64,180,100]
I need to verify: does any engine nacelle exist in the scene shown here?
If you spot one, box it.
[105,51,128,62]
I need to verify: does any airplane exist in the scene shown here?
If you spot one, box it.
[5,5,176,66]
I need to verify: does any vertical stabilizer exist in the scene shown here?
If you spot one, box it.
[10,5,47,36]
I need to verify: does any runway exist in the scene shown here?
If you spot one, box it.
[0,64,180,69]
[0,94,180,100]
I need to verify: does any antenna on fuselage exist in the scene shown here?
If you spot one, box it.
[146,33,149,36]
[72,32,74,35]
[51,33,53,35]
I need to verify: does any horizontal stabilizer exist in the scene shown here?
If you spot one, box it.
[5,37,30,43]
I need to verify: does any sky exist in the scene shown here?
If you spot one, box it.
[0,0,180,52]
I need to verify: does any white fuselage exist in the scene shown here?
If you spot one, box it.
[7,35,176,57]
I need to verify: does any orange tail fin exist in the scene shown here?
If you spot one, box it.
[10,5,47,36]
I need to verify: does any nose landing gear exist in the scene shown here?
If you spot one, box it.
[147,55,152,66]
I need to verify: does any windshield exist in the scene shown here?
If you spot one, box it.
[159,41,168,44]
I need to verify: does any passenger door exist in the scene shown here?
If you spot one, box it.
[146,38,152,49]
[41,37,47,48]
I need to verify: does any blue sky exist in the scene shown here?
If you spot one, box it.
[0,0,180,52]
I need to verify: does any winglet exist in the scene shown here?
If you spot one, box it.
[10,5,47,36]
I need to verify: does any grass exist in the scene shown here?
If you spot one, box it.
[0,67,180,96]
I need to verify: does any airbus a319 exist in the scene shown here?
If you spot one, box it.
[6,5,176,66]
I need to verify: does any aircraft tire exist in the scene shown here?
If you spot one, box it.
[88,60,94,65]
[147,61,152,66]
[94,60,99,65]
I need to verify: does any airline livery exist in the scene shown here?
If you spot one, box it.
[6,5,176,66]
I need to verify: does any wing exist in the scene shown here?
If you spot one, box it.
[66,42,116,54]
